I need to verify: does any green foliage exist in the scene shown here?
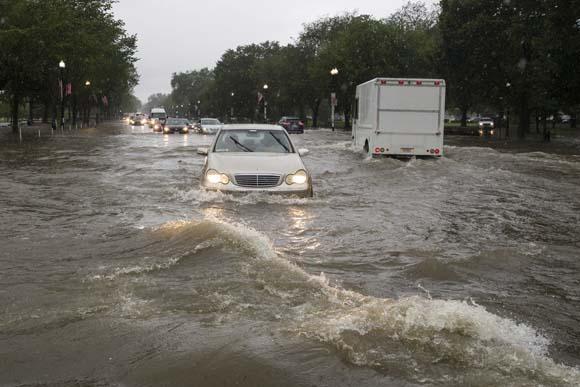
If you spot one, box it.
[439,0,580,134]
[197,5,439,126]
[0,0,139,129]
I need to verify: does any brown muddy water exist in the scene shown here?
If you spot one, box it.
[1,123,579,386]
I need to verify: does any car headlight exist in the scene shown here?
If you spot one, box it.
[206,169,229,185]
[490,130,495,135]
[478,129,483,135]
[183,127,189,132]
[154,124,160,129]
[285,169,308,185]
[479,122,484,127]
[163,127,170,133]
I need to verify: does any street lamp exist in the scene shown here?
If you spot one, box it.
[330,68,339,131]
[84,81,91,126]
[59,60,66,129]
[262,84,269,122]
[230,92,235,122]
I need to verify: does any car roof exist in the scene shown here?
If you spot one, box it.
[221,124,285,131]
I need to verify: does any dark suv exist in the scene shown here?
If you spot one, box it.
[278,117,304,133]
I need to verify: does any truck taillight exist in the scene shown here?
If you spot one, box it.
[374,147,381,153]
[398,80,405,85]
[435,148,440,155]
[434,81,441,86]
[416,81,422,85]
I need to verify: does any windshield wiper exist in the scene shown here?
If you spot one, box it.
[268,132,289,152]
[228,136,253,152]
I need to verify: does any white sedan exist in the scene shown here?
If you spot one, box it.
[198,118,223,134]
[197,125,313,197]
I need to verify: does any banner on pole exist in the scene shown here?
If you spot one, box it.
[330,92,337,107]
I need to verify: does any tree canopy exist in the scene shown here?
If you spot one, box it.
[0,0,139,131]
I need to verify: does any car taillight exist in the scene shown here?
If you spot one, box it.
[299,121,304,126]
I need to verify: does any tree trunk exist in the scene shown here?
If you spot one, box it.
[72,97,78,126]
[299,105,306,126]
[460,107,468,127]
[28,99,34,125]
[42,100,49,123]
[310,98,320,128]
[11,93,20,133]
[571,113,577,129]
[517,95,529,139]
[542,111,550,142]
[344,105,351,129]
[535,112,540,134]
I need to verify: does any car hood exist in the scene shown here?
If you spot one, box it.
[207,153,306,174]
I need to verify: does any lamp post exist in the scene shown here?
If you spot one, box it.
[262,84,268,123]
[197,100,201,118]
[505,82,511,138]
[330,68,339,131]
[59,60,66,130]
[230,92,235,122]
[84,80,91,127]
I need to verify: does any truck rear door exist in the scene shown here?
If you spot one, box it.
[377,81,443,137]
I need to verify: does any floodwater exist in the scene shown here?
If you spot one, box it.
[1,123,579,386]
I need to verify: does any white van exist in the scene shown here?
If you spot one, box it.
[352,78,446,157]
[149,107,167,126]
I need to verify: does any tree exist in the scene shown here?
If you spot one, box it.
[0,0,139,132]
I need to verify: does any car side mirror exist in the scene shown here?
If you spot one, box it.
[298,148,309,156]
[197,147,209,155]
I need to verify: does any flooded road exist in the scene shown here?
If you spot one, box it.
[1,123,580,386]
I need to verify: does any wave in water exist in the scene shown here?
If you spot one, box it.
[99,218,579,385]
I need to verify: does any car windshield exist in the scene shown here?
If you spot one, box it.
[213,130,293,153]
[167,119,188,125]
[282,117,300,122]
[202,119,220,125]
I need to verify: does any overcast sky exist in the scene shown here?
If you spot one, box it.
[112,0,436,103]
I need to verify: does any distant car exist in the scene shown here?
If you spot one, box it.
[129,114,146,126]
[197,124,313,197]
[162,118,190,134]
[478,117,495,136]
[151,118,164,132]
[198,118,223,134]
[278,116,304,133]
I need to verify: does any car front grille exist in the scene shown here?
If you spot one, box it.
[234,174,281,188]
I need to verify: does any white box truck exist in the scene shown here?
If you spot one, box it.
[352,78,446,157]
